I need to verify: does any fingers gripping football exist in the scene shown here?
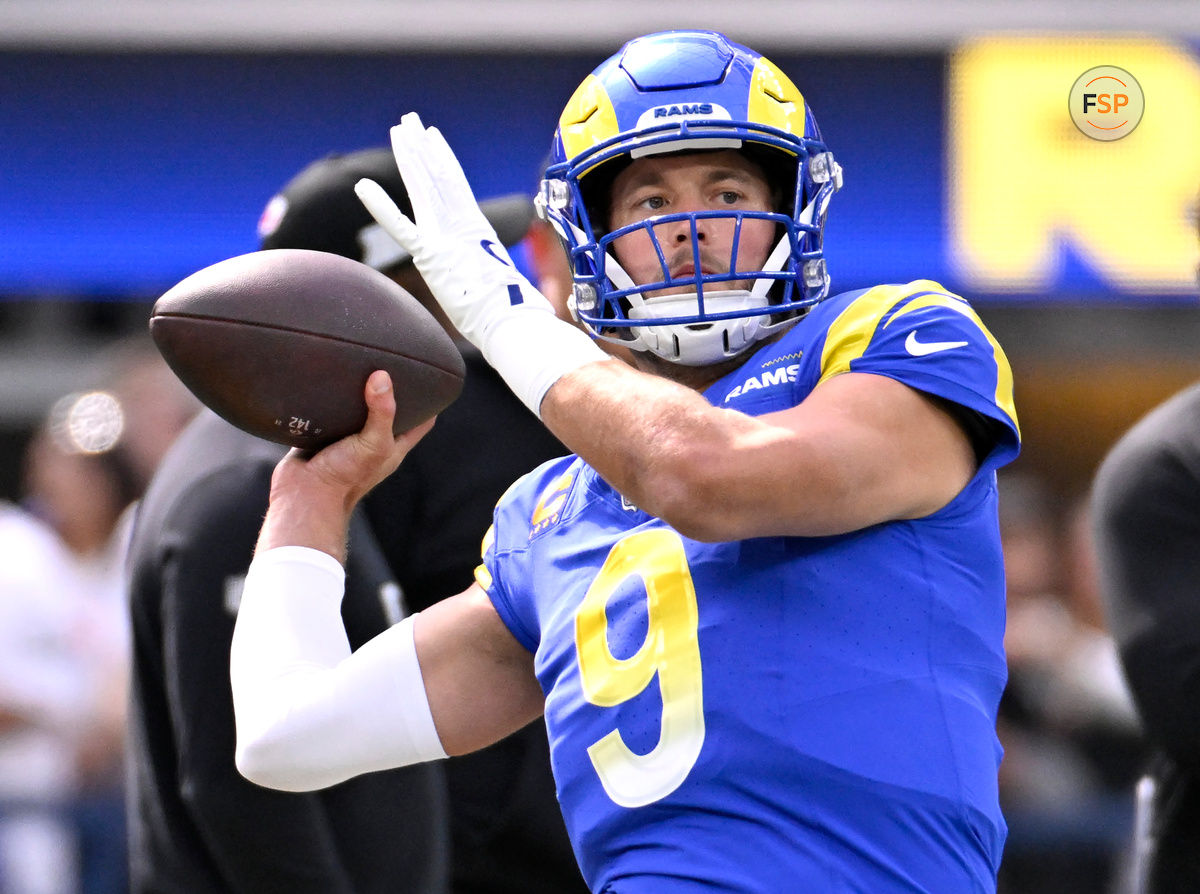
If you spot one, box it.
[279,371,433,508]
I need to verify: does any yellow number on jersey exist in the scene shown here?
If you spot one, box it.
[574,528,705,808]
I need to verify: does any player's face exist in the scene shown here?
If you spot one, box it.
[606,150,777,296]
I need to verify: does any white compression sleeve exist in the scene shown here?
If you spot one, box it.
[230,545,446,792]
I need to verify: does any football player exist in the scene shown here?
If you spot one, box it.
[231,30,1021,892]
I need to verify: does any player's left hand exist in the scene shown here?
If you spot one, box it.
[354,112,555,350]
[355,113,609,418]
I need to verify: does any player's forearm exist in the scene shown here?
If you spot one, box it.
[540,360,750,539]
[543,364,976,541]
[256,477,354,564]
[231,547,446,791]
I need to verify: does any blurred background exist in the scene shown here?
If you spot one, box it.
[1,1,1198,892]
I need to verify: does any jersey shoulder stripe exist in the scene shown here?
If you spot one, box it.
[815,279,1019,440]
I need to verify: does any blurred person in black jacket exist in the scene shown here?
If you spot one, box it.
[126,147,585,893]
[1093,383,1200,894]
[126,414,450,894]
[1091,207,1200,894]
[354,173,590,894]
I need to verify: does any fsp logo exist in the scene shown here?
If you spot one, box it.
[1069,65,1144,141]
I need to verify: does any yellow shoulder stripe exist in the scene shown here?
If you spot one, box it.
[818,280,1018,434]
[475,524,496,590]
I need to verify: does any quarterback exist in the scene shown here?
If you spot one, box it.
[231,30,1020,893]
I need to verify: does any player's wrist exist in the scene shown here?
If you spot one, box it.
[479,310,609,417]
[422,246,557,353]
[258,474,353,562]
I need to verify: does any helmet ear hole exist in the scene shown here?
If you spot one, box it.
[578,158,630,237]
[740,144,796,215]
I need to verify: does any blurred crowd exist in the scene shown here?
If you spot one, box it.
[0,336,198,894]
[996,472,1147,894]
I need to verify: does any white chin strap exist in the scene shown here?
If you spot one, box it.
[608,229,795,366]
[626,289,770,366]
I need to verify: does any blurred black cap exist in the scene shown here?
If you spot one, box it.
[257,147,535,270]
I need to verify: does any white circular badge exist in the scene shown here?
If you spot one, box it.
[1069,65,1145,141]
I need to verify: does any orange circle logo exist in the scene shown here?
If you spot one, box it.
[1069,65,1144,141]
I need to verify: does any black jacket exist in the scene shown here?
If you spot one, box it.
[1094,382,1200,893]
[128,346,588,894]
[126,410,450,894]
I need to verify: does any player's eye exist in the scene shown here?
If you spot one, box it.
[716,190,743,206]
[638,195,667,212]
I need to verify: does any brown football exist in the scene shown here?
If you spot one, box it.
[150,248,464,449]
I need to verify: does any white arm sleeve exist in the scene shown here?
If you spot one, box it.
[230,545,447,792]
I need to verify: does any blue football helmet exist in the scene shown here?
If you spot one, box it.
[538,30,842,366]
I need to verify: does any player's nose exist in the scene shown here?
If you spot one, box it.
[661,215,708,244]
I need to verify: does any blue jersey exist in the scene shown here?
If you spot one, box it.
[478,281,1020,893]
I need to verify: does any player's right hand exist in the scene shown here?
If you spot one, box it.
[291,370,432,495]
[258,371,434,558]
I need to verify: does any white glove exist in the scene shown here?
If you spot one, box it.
[355,112,606,416]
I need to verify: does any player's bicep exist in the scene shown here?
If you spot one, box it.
[817,286,1019,473]
[413,583,543,755]
[757,371,976,534]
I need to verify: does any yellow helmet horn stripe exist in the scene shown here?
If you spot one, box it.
[747,57,807,136]
[558,74,621,164]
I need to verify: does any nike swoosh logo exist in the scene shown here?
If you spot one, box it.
[480,238,512,267]
[905,330,968,356]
